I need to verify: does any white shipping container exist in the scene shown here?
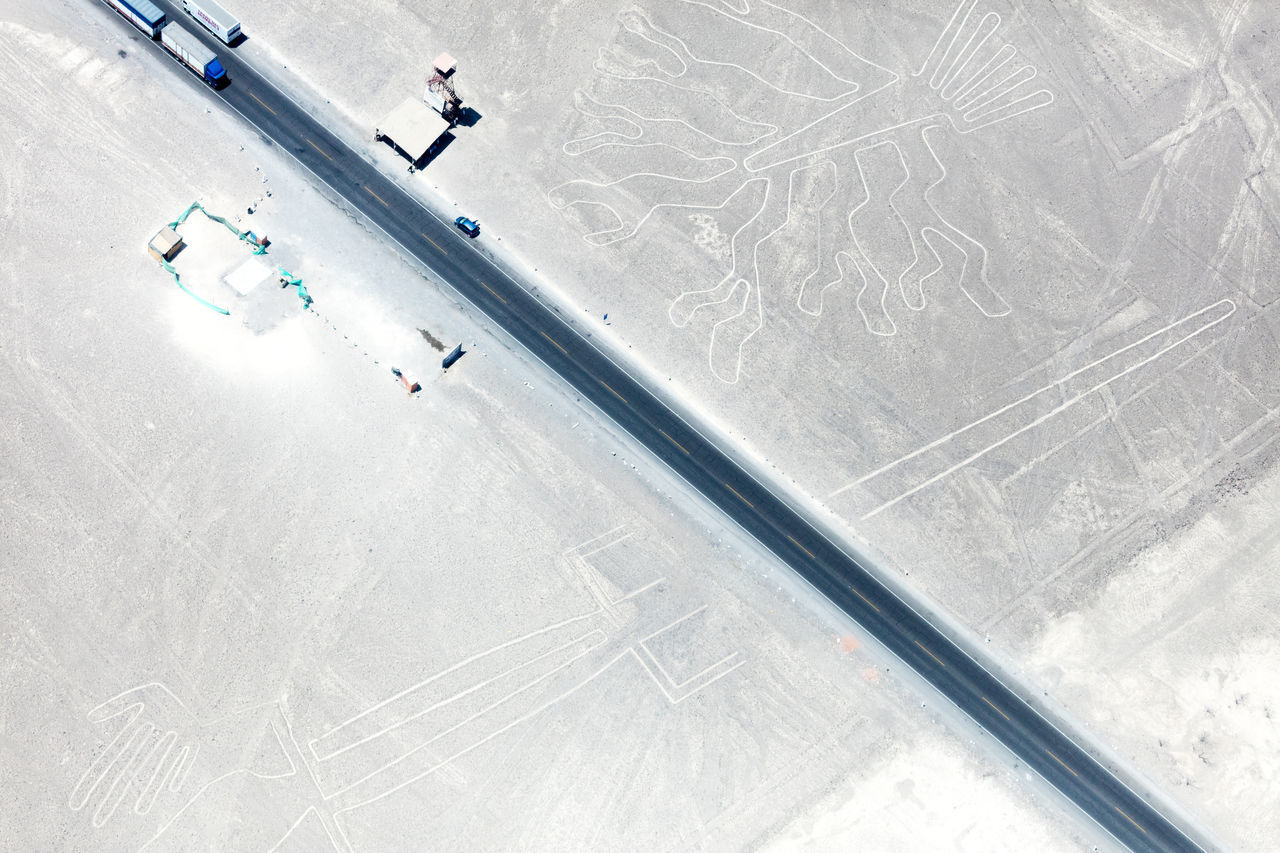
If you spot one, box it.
[181,0,241,44]
[102,0,166,38]
[161,23,217,73]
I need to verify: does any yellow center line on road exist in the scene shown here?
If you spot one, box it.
[363,185,389,207]
[1046,750,1078,778]
[305,138,332,161]
[421,233,447,254]
[982,696,1010,721]
[249,91,277,115]
[660,430,690,455]
[540,331,568,355]
[786,534,815,559]
[851,587,880,613]
[914,640,946,668]
[724,483,753,508]
[599,380,628,404]
[479,281,506,304]
[1113,806,1147,834]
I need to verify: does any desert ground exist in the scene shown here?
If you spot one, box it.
[2,0,1278,850]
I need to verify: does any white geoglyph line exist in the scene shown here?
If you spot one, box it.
[936,12,1000,96]
[261,712,345,852]
[615,575,666,603]
[928,0,981,89]
[602,11,798,103]
[562,93,645,156]
[169,744,195,793]
[849,300,1238,517]
[739,61,899,173]
[585,64,783,146]
[635,604,744,693]
[550,142,736,196]
[566,522,629,555]
[952,56,1024,110]
[69,703,144,812]
[669,168,810,382]
[1086,3,1195,69]
[807,125,1007,333]
[548,145,738,246]
[266,808,342,853]
[959,64,1038,115]
[570,83,776,150]
[94,722,153,827]
[947,44,1016,105]
[634,646,746,701]
[307,608,604,762]
[917,124,1008,315]
[623,7,859,103]
[793,160,841,316]
[321,635,608,800]
[682,0,876,90]
[833,297,1239,495]
[963,85,1054,129]
[638,604,709,643]
[744,110,930,175]
[883,144,938,312]
[912,0,1053,134]
[846,142,911,333]
[577,527,635,559]
[570,523,669,605]
[136,717,346,853]
[328,648,634,848]
[608,11,688,76]
[553,5,851,255]
[319,601,743,845]
[816,252,875,335]
[668,178,773,328]
[136,732,178,815]
[137,767,269,850]
[311,631,608,762]
[703,179,796,383]
[915,0,971,78]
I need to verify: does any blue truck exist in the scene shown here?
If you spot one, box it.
[160,22,228,88]
[102,0,166,38]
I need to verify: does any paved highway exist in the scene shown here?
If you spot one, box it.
[109,4,1204,850]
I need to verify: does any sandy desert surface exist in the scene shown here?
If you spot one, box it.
[3,0,1278,850]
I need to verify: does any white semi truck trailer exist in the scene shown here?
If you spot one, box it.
[161,22,228,88]
[181,0,241,44]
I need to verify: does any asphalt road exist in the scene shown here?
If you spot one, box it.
[106,3,1205,851]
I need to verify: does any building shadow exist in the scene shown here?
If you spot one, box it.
[411,132,455,171]
[456,107,482,128]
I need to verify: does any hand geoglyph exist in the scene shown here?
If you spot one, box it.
[69,683,224,829]
[69,526,744,851]
[69,682,341,852]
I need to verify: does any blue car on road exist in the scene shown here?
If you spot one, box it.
[455,216,480,238]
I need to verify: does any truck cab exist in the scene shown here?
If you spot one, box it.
[205,57,228,88]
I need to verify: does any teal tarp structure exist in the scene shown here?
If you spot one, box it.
[277,267,312,308]
[155,201,269,315]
